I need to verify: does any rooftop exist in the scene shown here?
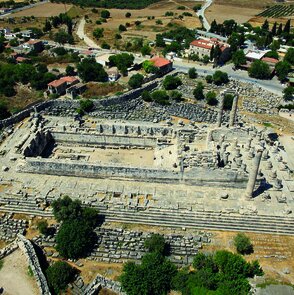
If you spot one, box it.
[150,56,172,68]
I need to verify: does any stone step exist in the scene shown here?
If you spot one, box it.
[103,212,294,235]
[102,208,294,227]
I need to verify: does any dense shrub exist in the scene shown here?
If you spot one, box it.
[162,75,182,90]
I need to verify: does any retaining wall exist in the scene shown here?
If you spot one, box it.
[18,158,248,188]
[0,80,158,129]
[17,234,51,295]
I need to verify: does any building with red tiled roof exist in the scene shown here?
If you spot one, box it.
[23,39,43,52]
[149,56,173,75]
[261,57,279,66]
[16,56,30,63]
[48,76,79,95]
[189,38,229,58]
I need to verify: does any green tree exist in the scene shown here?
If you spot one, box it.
[37,220,49,235]
[202,55,210,64]
[54,30,74,44]
[284,48,294,65]
[162,75,182,90]
[46,261,76,294]
[77,58,108,82]
[101,10,110,19]
[275,61,291,81]
[119,24,127,32]
[283,19,291,34]
[248,60,271,79]
[261,19,269,31]
[125,12,131,18]
[271,22,277,35]
[56,219,96,258]
[277,23,283,36]
[151,90,169,105]
[224,94,234,110]
[141,45,151,56]
[270,40,280,51]
[206,91,218,106]
[120,252,177,295]
[93,28,104,39]
[212,70,229,85]
[142,60,158,74]
[193,82,204,100]
[144,234,166,254]
[109,53,134,73]
[205,75,213,83]
[43,19,52,32]
[79,99,94,113]
[0,101,11,120]
[265,50,279,60]
[128,73,144,89]
[141,90,152,102]
[65,65,75,76]
[283,86,294,101]
[52,196,83,222]
[234,233,253,255]
[188,67,197,79]
[169,90,183,102]
[232,50,246,67]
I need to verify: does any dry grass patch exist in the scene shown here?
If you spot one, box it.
[83,82,126,98]
[4,85,44,113]
[205,231,294,284]
[76,260,123,284]
[214,0,275,9]
[0,240,8,249]
[248,16,293,27]
[84,2,200,46]
[12,2,72,17]
[206,4,262,24]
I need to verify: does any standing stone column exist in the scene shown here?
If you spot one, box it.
[229,94,239,127]
[216,94,224,127]
[245,147,263,199]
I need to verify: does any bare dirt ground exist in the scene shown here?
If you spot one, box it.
[214,0,275,9]
[11,3,72,17]
[84,1,201,47]
[2,86,44,114]
[0,249,39,295]
[205,231,294,285]
[206,4,262,23]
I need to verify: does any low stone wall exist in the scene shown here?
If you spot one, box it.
[0,241,18,260]
[84,274,125,295]
[17,234,51,295]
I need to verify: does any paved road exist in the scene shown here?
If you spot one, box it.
[173,60,284,95]
[196,0,213,31]
[0,0,49,18]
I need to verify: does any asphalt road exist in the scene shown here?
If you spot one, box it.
[174,61,284,95]
[196,0,213,31]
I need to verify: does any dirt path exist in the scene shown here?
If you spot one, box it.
[0,249,39,295]
[76,17,100,49]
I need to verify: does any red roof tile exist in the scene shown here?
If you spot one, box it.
[60,76,79,83]
[261,57,279,64]
[150,57,171,68]
[190,39,213,50]
[27,39,41,45]
[48,79,66,88]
